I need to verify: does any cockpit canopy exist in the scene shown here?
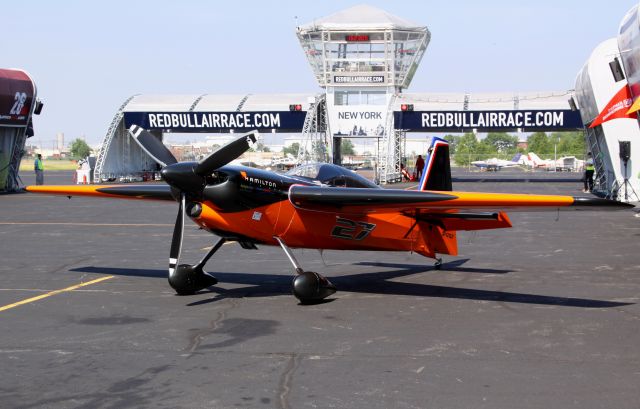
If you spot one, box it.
[286,163,380,189]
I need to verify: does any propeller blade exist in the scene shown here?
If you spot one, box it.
[194,130,257,176]
[129,124,178,167]
[169,194,185,277]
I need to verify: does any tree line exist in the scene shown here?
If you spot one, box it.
[446,131,586,166]
[282,140,356,158]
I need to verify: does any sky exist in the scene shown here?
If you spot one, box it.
[2,0,638,146]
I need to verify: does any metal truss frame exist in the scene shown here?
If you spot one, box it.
[94,95,138,182]
[297,94,329,164]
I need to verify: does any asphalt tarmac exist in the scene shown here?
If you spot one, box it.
[1,169,639,409]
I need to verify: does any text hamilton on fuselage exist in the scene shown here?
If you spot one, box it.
[421,111,566,128]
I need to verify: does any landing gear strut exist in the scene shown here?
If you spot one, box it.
[434,257,443,270]
[275,237,336,303]
[169,238,226,295]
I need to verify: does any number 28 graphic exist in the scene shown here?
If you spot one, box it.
[9,92,27,115]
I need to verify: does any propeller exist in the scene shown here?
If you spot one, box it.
[168,193,185,278]
[129,124,178,167]
[194,132,257,175]
[127,125,258,294]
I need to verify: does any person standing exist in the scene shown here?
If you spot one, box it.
[415,154,425,180]
[400,163,410,181]
[34,154,44,185]
[584,153,594,193]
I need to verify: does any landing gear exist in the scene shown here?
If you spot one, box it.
[434,257,443,270]
[275,237,336,303]
[292,271,337,303]
[169,264,218,295]
[169,238,226,295]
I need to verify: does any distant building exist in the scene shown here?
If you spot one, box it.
[56,132,64,151]
[517,140,528,150]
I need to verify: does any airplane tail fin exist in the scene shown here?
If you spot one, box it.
[528,152,542,166]
[419,137,452,191]
[511,153,521,163]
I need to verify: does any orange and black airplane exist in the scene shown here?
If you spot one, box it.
[27,127,633,303]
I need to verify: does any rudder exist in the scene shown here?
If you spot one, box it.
[418,137,452,191]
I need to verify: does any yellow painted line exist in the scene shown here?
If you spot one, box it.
[0,222,172,227]
[0,276,114,313]
[404,184,418,190]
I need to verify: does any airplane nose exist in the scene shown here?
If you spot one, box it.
[160,166,175,183]
[160,165,179,185]
[161,162,203,193]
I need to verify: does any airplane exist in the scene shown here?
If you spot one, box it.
[340,157,367,170]
[471,153,523,171]
[526,152,555,168]
[521,154,585,172]
[25,127,633,304]
[552,156,584,172]
[268,153,297,171]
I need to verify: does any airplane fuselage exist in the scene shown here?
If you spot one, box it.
[189,165,445,258]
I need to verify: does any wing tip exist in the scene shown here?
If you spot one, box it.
[571,196,635,209]
[24,185,43,193]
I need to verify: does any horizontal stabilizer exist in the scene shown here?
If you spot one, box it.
[413,210,513,231]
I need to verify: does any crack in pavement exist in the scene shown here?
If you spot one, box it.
[48,257,93,275]
[277,353,302,409]
[184,297,240,355]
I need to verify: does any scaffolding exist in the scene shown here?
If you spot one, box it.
[297,94,329,164]
[6,128,27,191]
[585,127,610,195]
[377,94,402,184]
[93,94,138,182]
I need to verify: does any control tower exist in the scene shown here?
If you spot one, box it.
[296,5,430,180]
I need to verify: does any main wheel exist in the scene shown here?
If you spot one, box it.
[292,271,336,303]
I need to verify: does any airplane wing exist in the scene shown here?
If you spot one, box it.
[25,184,175,201]
[288,186,633,214]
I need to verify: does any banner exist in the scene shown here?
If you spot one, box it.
[395,109,584,131]
[123,111,306,132]
[334,75,385,84]
[590,85,635,128]
[329,106,387,137]
[0,69,35,127]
